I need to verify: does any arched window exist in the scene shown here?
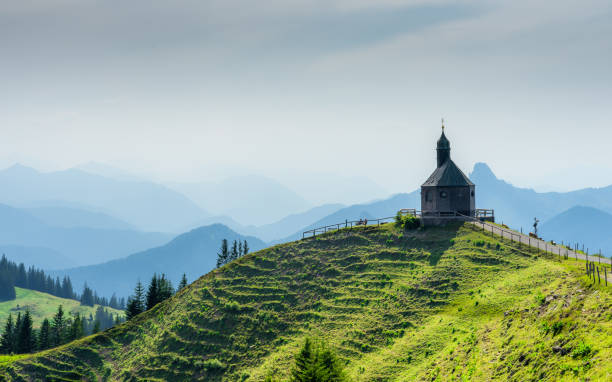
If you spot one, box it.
[440,191,448,199]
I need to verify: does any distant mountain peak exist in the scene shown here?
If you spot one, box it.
[470,162,497,180]
[2,163,39,175]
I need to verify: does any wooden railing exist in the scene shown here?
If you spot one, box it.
[302,216,395,239]
[302,208,495,239]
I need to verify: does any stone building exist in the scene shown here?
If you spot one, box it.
[421,125,475,220]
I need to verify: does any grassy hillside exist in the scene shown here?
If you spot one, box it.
[0,288,124,328]
[1,223,610,381]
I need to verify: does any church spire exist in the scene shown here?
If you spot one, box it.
[436,120,450,167]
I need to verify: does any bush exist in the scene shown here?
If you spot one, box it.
[202,358,226,371]
[395,212,421,230]
[572,342,592,359]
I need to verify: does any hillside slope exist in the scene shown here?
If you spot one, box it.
[0,288,123,329]
[2,224,610,381]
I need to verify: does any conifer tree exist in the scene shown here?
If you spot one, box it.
[290,338,346,382]
[243,240,249,256]
[239,241,243,257]
[216,239,229,268]
[230,240,239,262]
[157,274,174,302]
[291,338,315,381]
[178,273,188,290]
[51,305,65,346]
[38,318,51,351]
[125,280,145,319]
[17,310,34,353]
[109,293,118,309]
[0,273,15,302]
[80,283,95,307]
[92,320,100,334]
[0,314,14,354]
[68,314,84,341]
[146,274,160,310]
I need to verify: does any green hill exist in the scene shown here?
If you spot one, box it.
[1,223,610,381]
[0,287,124,329]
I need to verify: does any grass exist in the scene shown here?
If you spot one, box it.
[0,287,124,328]
[1,223,610,381]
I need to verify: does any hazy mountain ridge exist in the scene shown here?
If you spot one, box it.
[540,205,612,256]
[472,162,612,230]
[52,224,266,297]
[0,164,209,232]
[169,175,313,226]
[0,204,172,267]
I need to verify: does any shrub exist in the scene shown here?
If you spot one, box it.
[572,342,592,359]
[473,240,486,247]
[551,321,564,336]
[395,212,421,230]
[202,358,226,371]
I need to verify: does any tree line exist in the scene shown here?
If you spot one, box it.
[216,239,249,268]
[0,304,123,355]
[124,273,188,320]
[0,255,124,310]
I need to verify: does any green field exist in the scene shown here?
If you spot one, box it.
[1,223,610,381]
[0,287,124,329]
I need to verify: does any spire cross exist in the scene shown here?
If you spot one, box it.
[441,118,445,131]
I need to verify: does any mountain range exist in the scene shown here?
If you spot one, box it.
[471,162,612,230]
[540,206,612,257]
[169,175,313,226]
[0,164,208,232]
[52,224,266,297]
[0,204,171,267]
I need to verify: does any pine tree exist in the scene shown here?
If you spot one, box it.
[290,338,346,382]
[157,274,174,302]
[92,320,100,334]
[80,283,95,307]
[61,276,73,299]
[0,272,15,302]
[146,274,159,310]
[17,310,34,353]
[38,318,51,351]
[239,241,243,257]
[291,338,315,381]
[125,280,145,320]
[216,239,229,268]
[178,273,188,290]
[0,314,14,354]
[68,314,83,341]
[109,293,118,309]
[243,240,249,256]
[230,240,239,262]
[51,305,66,346]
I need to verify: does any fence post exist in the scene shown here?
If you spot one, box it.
[605,267,608,287]
[597,266,601,284]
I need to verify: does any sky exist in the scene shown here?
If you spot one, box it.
[1,0,611,201]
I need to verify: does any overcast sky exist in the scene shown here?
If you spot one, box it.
[1,0,611,198]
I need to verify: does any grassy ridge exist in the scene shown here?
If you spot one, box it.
[1,223,610,381]
[0,288,123,329]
